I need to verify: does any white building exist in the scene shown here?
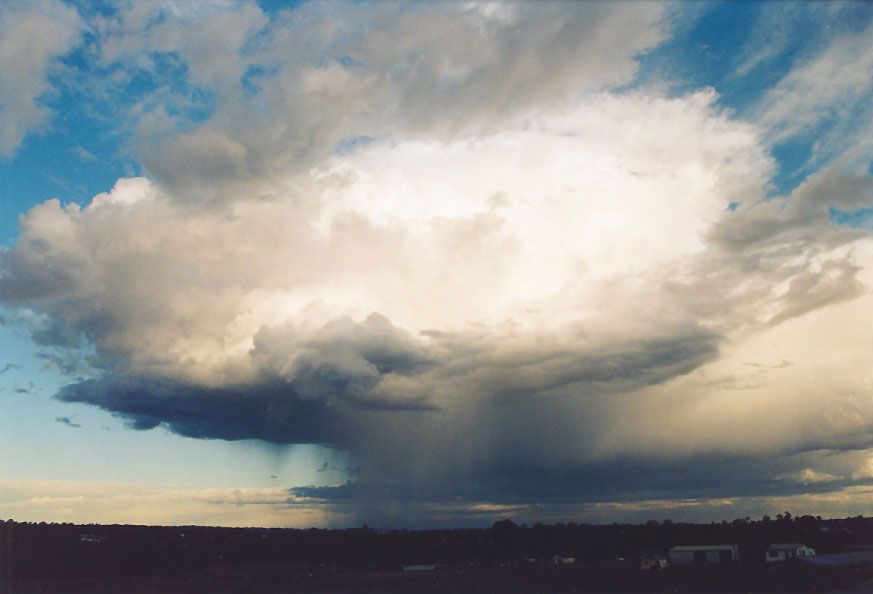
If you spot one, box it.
[668,544,739,565]
[403,564,437,572]
[765,543,815,562]
[639,551,669,571]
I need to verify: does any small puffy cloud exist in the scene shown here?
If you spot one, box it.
[0,0,83,156]
[89,176,161,208]
[55,416,81,428]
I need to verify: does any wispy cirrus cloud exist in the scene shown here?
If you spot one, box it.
[753,13,873,169]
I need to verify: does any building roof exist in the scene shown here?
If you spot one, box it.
[670,545,737,552]
[768,543,810,550]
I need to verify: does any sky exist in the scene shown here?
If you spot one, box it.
[2,0,873,529]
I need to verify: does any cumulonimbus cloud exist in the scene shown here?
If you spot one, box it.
[2,1,873,522]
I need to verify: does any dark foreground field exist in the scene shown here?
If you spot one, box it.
[4,516,873,593]
[9,561,873,594]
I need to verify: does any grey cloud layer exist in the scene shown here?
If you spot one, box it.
[0,0,82,155]
[52,320,718,445]
[89,1,667,202]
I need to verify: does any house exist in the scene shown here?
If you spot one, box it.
[402,564,437,571]
[765,543,815,562]
[552,555,576,565]
[639,550,669,571]
[668,544,739,565]
[79,533,104,544]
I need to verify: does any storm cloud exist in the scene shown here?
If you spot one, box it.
[2,1,873,524]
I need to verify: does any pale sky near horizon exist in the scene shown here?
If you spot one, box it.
[2,0,873,528]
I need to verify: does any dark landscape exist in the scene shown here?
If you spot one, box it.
[3,514,873,593]
[4,3,873,594]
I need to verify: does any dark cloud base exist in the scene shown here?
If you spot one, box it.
[58,378,358,446]
[294,451,873,505]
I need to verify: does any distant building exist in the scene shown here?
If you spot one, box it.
[79,533,104,544]
[402,564,437,572]
[552,555,576,565]
[668,544,739,565]
[765,543,815,562]
[639,550,669,571]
